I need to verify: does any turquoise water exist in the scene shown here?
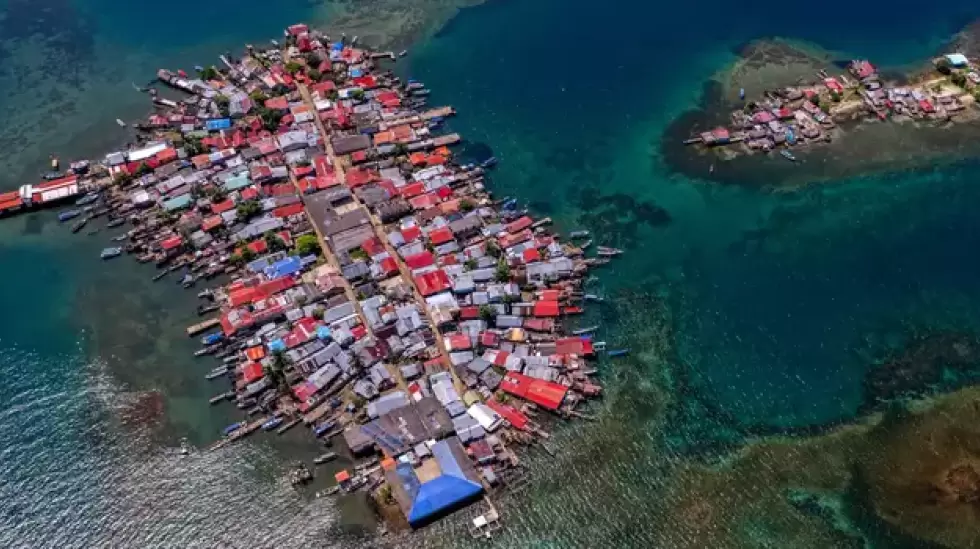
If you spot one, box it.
[6,0,980,546]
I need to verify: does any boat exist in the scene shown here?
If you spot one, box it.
[197,288,214,300]
[75,193,99,206]
[583,294,604,302]
[116,119,126,127]
[578,239,593,249]
[780,149,797,162]
[569,230,590,239]
[177,273,194,286]
[201,332,224,346]
[276,418,301,434]
[194,344,220,357]
[100,247,122,260]
[290,464,314,486]
[210,391,234,405]
[313,420,337,438]
[205,366,229,380]
[42,171,65,180]
[323,486,341,496]
[106,217,126,228]
[70,217,89,233]
[398,50,408,57]
[222,421,245,435]
[262,417,284,431]
[179,439,191,456]
[563,306,584,315]
[740,88,746,100]
[571,325,599,335]
[112,234,129,242]
[197,303,219,315]
[596,246,623,257]
[480,156,498,169]
[86,229,99,236]
[314,452,338,465]
[152,270,168,282]
[58,209,81,222]
[607,349,630,358]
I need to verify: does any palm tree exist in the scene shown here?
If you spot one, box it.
[264,351,290,396]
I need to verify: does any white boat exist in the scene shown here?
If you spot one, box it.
[596,246,623,257]
[313,452,338,465]
[569,230,590,239]
[100,247,122,260]
[116,119,126,127]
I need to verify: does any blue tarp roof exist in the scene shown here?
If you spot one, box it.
[263,256,302,279]
[267,339,286,352]
[397,439,483,526]
[316,326,332,340]
[206,118,232,131]
[332,42,344,51]
[350,68,363,77]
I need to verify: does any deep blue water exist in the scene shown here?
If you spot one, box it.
[4,0,980,547]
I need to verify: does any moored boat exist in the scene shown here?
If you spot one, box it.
[569,230,590,239]
[596,246,623,257]
[205,366,229,380]
[222,421,244,435]
[75,193,99,206]
[314,452,338,465]
[262,416,284,431]
[100,247,122,260]
[59,209,81,222]
[780,149,797,162]
[70,217,89,233]
[106,217,126,228]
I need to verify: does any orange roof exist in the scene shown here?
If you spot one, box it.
[335,470,351,483]
[380,457,396,470]
[245,346,266,361]
[373,130,395,146]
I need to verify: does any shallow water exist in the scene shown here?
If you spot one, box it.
[6,0,980,547]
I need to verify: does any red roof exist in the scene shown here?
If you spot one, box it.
[485,400,529,430]
[459,306,479,320]
[522,248,541,263]
[505,216,533,234]
[409,193,440,210]
[228,276,295,307]
[404,251,435,270]
[752,111,775,124]
[211,199,236,214]
[414,269,452,296]
[499,229,532,249]
[246,239,268,255]
[351,75,378,89]
[823,78,844,93]
[401,226,422,242]
[274,203,305,218]
[379,256,399,276]
[201,215,224,231]
[445,333,471,350]
[361,237,384,257]
[160,236,183,251]
[351,324,368,340]
[242,362,265,384]
[554,336,595,356]
[480,331,499,347]
[345,167,377,188]
[533,301,560,317]
[400,182,425,198]
[919,99,935,112]
[241,187,259,201]
[311,80,337,94]
[265,97,289,110]
[428,226,454,245]
[499,372,568,411]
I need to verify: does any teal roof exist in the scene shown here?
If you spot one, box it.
[946,53,969,66]
[222,172,251,192]
[162,193,193,211]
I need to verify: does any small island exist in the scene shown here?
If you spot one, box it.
[663,21,980,187]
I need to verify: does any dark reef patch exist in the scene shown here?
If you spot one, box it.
[572,187,671,249]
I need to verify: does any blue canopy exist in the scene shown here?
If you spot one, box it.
[316,326,332,340]
[263,256,302,279]
[267,339,286,352]
[206,118,232,131]
[331,42,344,51]
[395,439,483,526]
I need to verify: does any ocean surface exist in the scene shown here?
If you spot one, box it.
[5,0,980,547]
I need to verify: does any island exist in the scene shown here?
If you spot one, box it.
[662,21,980,187]
[0,23,615,534]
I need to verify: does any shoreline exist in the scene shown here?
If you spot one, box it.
[661,31,980,188]
[4,24,612,534]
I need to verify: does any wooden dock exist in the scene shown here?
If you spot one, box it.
[186,317,220,336]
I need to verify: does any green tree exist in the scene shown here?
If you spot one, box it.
[184,137,205,157]
[236,200,261,220]
[249,89,268,103]
[486,239,502,258]
[303,52,320,67]
[479,305,496,324]
[256,106,284,131]
[114,172,134,187]
[460,199,476,212]
[464,258,477,270]
[238,246,256,263]
[494,258,511,282]
[308,69,322,82]
[936,58,952,75]
[296,234,321,256]
[264,231,287,252]
[215,95,230,117]
[350,89,366,101]
[952,72,967,88]
[199,66,219,81]
[264,351,290,395]
[284,61,303,75]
